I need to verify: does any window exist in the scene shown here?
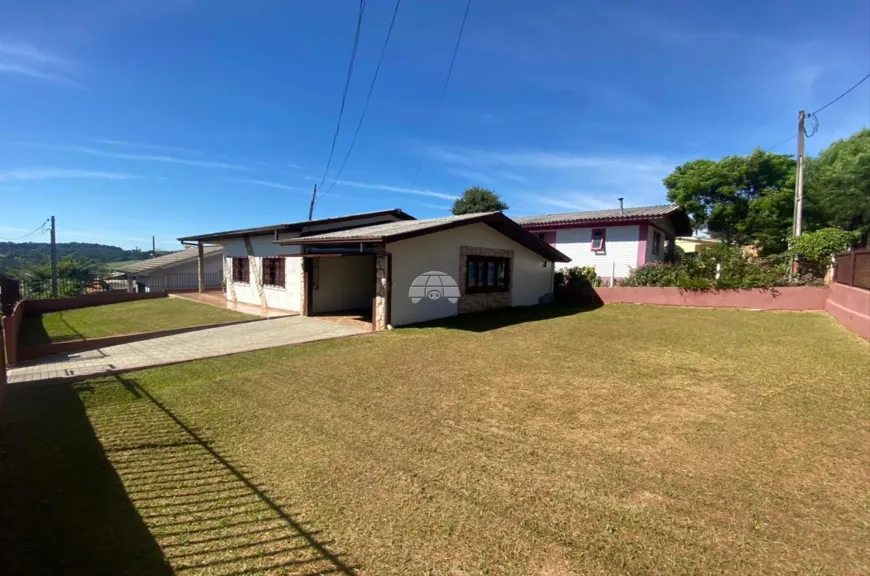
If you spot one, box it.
[652,230,662,256]
[591,228,606,251]
[262,257,286,288]
[466,256,510,293]
[232,257,249,283]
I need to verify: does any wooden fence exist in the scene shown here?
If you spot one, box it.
[834,248,870,290]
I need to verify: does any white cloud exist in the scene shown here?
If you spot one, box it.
[522,192,618,212]
[59,146,246,170]
[0,168,141,181]
[0,40,82,87]
[231,178,309,193]
[94,138,203,156]
[335,179,458,200]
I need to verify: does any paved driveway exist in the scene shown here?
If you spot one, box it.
[8,316,366,384]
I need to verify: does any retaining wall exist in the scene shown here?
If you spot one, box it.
[825,283,870,339]
[593,286,830,311]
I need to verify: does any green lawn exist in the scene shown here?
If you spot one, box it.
[2,305,868,575]
[18,297,253,346]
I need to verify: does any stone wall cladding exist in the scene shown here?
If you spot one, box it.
[374,254,388,330]
[458,245,514,314]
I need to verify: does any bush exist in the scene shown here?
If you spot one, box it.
[621,245,786,289]
[555,266,603,289]
[789,228,857,276]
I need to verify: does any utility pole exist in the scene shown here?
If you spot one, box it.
[49,215,58,298]
[152,236,156,258]
[307,184,318,221]
[790,111,806,278]
[794,110,806,238]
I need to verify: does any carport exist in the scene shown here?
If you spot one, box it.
[303,251,377,328]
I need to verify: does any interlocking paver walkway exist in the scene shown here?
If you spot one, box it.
[8,316,365,384]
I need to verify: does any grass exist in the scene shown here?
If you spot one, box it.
[2,305,868,575]
[18,297,253,346]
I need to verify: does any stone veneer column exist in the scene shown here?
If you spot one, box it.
[299,258,307,314]
[374,254,388,331]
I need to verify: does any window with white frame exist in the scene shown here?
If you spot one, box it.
[590,228,606,252]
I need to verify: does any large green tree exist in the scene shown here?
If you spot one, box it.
[804,128,870,245]
[663,149,795,253]
[451,187,509,215]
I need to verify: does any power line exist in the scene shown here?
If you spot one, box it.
[317,0,368,191]
[766,133,796,152]
[828,80,865,141]
[0,219,49,242]
[410,0,473,187]
[322,0,403,198]
[810,72,870,115]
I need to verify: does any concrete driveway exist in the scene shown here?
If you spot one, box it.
[8,316,366,385]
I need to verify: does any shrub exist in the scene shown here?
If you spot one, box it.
[789,228,857,276]
[555,266,603,289]
[621,245,786,289]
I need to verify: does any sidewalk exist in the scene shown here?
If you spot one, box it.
[8,316,365,384]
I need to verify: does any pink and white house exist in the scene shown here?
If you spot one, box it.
[514,203,693,283]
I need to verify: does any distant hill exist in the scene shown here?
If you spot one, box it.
[0,241,174,277]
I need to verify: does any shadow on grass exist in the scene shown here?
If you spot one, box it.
[405,299,603,333]
[76,375,357,575]
[0,383,172,575]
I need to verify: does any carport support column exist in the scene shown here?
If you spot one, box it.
[374,254,389,331]
[197,242,205,293]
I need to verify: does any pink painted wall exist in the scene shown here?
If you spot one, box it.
[825,283,870,339]
[594,286,830,311]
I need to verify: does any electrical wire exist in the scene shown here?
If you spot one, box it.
[810,72,870,115]
[322,0,403,198]
[0,219,49,242]
[317,0,368,191]
[410,0,473,187]
[804,112,819,137]
[827,80,865,141]
[766,133,796,152]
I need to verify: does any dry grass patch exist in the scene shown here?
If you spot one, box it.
[2,305,868,575]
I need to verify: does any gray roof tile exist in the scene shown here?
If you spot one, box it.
[514,204,683,226]
[113,245,222,274]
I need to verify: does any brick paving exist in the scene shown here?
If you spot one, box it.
[8,316,365,385]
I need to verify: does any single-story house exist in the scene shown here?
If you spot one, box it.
[178,209,570,330]
[675,236,719,253]
[113,246,223,292]
[514,203,692,282]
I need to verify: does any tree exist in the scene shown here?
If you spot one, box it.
[804,129,870,245]
[663,149,795,253]
[451,187,509,215]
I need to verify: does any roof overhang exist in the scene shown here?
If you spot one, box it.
[278,212,571,263]
[176,209,416,243]
[522,210,693,237]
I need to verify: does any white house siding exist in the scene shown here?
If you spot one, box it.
[387,223,555,327]
[221,235,302,311]
[551,225,640,280]
[312,255,375,314]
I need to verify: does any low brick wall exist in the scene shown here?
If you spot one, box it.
[825,283,870,339]
[594,286,830,310]
[15,317,266,364]
[23,291,167,316]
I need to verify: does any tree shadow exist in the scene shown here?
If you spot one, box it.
[79,375,359,576]
[0,383,172,575]
[405,301,603,333]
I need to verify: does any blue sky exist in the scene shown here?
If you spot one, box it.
[1,0,868,249]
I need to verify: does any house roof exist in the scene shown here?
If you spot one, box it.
[514,204,693,235]
[113,245,223,274]
[177,209,416,243]
[277,211,571,262]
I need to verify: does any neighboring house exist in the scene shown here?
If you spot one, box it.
[514,204,693,282]
[675,236,719,253]
[178,209,569,330]
[113,246,223,292]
